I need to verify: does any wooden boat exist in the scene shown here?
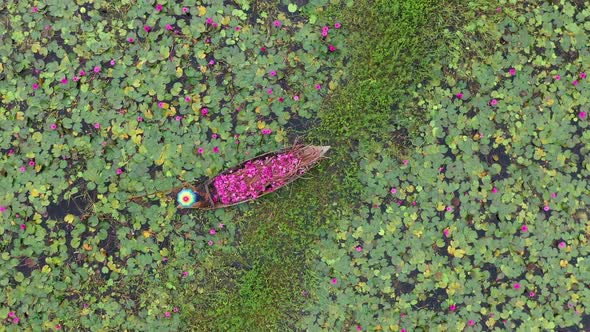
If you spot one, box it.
[171,144,330,210]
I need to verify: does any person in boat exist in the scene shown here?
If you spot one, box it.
[176,187,214,209]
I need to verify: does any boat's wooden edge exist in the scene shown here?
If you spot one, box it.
[315,145,331,157]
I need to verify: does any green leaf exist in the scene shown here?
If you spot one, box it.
[14,272,24,283]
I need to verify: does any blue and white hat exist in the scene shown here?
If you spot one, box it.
[177,188,199,207]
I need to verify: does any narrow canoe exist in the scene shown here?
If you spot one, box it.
[173,144,330,210]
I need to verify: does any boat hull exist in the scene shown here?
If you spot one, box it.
[175,145,330,210]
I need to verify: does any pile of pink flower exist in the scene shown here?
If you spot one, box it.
[213,152,302,204]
